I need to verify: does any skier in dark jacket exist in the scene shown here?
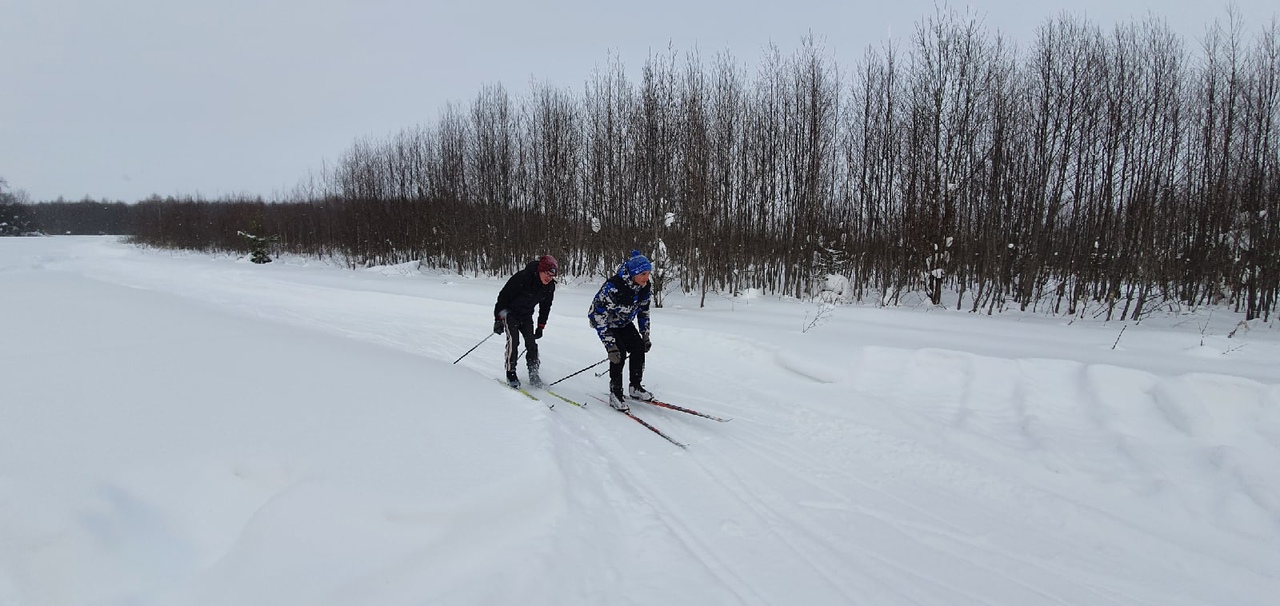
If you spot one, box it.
[495,255,557,388]
[588,250,654,411]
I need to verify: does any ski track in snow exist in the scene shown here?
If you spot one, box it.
[3,237,1279,605]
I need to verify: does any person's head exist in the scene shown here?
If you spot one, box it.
[623,250,652,286]
[536,255,558,284]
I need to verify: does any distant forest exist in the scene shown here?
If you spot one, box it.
[7,9,1279,320]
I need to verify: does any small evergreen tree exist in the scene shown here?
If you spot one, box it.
[237,225,280,264]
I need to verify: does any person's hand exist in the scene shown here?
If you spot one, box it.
[607,347,622,365]
[497,309,509,320]
[493,318,505,335]
[534,324,545,339]
[642,333,652,353]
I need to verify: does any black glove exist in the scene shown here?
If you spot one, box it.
[642,333,652,353]
[607,348,622,365]
[534,324,544,339]
[493,318,504,335]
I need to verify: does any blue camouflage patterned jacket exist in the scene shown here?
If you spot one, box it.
[587,262,651,351]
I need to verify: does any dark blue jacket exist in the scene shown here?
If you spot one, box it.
[588,261,651,348]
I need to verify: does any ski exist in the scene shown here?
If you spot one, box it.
[625,411,687,449]
[640,398,731,422]
[543,389,586,408]
[496,378,552,409]
[591,395,686,449]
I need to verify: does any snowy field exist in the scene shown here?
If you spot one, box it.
[2,235,1278,606]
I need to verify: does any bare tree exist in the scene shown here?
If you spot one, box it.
[115,8,1278,322]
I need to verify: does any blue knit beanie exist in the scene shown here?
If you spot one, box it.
[624,250,653,275]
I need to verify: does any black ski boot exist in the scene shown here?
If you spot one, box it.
[529,361,544,388]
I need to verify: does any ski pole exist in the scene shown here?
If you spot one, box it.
[548,358,608,386]
[453,332,496,364]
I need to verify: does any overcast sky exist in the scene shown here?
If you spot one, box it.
[2,0,1275,203]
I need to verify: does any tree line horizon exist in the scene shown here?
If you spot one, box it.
[9,8,1280,320]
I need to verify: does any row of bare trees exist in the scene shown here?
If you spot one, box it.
[85,9,1280,320]
[23,199,133,235]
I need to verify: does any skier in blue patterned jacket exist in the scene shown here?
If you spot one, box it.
[588,250,655,412]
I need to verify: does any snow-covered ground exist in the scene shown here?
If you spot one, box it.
[2,236,1278,606]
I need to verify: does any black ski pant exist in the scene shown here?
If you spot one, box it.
[504,316,539,375]
[605,323,645,389]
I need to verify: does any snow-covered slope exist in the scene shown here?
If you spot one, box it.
[2,236,1277,605]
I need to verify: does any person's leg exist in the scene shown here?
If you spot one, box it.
[601,328,629,410]
[518,320,541,384]
[520,321,539,368]
[609,354,626,391]
[602,328,625,393]
[504,320,522,383]
[611,324,646,388]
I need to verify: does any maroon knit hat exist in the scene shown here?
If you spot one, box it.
[536,255,558,275]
